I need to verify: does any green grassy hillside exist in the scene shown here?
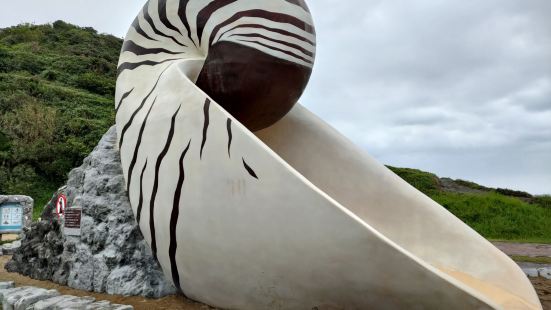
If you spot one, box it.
[0,22,549,243]
[0,21,121,210]
[388,166,551,243]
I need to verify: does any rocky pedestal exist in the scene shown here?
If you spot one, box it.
[6,126,176,298]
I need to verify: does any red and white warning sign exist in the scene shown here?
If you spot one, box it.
[56,194,67,218]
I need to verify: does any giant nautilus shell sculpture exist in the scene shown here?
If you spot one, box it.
[115,1,541,309]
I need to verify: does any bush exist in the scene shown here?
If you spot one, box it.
[495,188,532,199]
[0,131,9,151]
[40,69,58,81]
[533,196,551,209]
[387,166,440,193]
[2,100,55,134]
[73,72,114,95]
[454,179,490,191]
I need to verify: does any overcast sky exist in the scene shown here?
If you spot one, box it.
[1,0,550,194]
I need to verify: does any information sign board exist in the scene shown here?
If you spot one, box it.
[0,203,23,233]
[64,207,82,236]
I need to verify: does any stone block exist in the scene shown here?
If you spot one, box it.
[32,295,79,310]
[538,267,551,280]
[0,282,14,290]
[13,289,58,310]
[52,296,95,309]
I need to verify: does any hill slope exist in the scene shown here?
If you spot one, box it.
[0,22,549,243]
[0,21,122,212]
[389,166,551,243]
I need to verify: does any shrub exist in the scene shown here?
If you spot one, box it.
[73,72,114,96]
[495,188,532,199]
[387,166,440,193]
[0,131,9,151]
[0,100,56,145]
[533,195,551,209]
[40,69,58,81]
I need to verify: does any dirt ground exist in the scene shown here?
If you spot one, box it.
[1,255,550,309]
[0,234,19,242]
[532,277,551,309]
[493,242,551,258]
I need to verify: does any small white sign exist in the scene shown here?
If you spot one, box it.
[56,194,67,218]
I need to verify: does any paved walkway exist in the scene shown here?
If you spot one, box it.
[0,282,133,310]
[493,242,551,258]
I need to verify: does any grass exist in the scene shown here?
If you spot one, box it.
[432,192,551,243]
[389,166,551,244]
[510,255,551,265]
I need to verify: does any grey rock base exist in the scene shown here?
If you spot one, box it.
[6,126,176,298]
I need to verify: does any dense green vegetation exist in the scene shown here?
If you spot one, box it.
[0,21,121,210]
[0,22,549,244]
[389,166,551,243]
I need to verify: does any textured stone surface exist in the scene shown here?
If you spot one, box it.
[0,287,58,310]
[6,126,175,298]
[538,268,551,280]
[13,288,59,310]
[2,240,22,255]
[32,295,80,310]
[0,284,134,310]
[523,267,540,278]
[82,300,111,309]
[110,305,134,310]
[53,296,96,309]
[1,286,32,306]
[5,219,65,281]
[0,281,14,290]
[0,286,25,304]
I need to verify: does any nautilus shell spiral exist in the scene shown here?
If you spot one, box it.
[115,0,541,309]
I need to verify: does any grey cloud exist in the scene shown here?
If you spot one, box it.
[304,0,550,194]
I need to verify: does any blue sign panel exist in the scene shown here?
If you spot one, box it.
[0,203,23,233]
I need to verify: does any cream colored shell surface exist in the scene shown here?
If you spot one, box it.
[115,1,542,309]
